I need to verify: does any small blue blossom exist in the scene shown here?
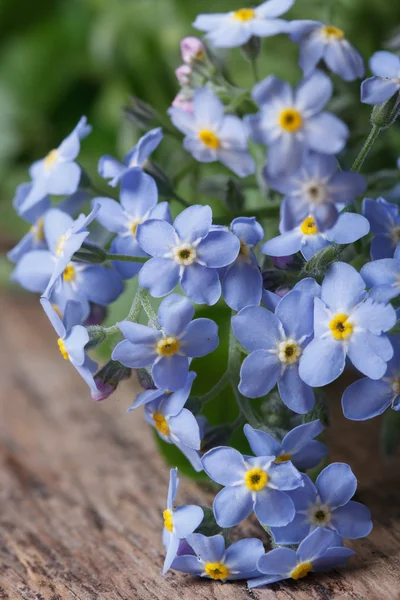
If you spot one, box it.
[93,170,171,280]
[299,262,396,387]
[193,0,293,49]
[232,290,316,413]
[361,51,400,105]
[270,464,372,545]
[246,70,349,178]
[137,204,240,305]
[171,533,264,581]
[98,127,163,187]
[112,294,219,392]
[202,427,303,528]
[244,420,327,471]
[267,152,366,230]
[248,528,355,588]
[362,197,400,259]
[342,336,400,420]
[162,468,204,574]
[360,244,400,302]
[221,217,264,311]
[290,21,364,81]
[168,87,255,178]
[20,117,91,214]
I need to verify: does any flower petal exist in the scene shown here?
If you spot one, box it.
[316,463,357,508]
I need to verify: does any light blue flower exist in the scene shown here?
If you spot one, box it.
[93,170,171,279]
[267,152,366,230]
[112,293,219,392]
[290,20,364,81]
[221,217,264,311]
[270,464,372,545]
[244,420,327,471]
[137,204,240,305]
[232,291,316,413]
[193,0,293,49]
[342,336,400,420]
[360,244,400,302]
[299,262,396,387]
[362,197,400,260]
[20,117,91,213]
[246,70,349,178]
[98,128,163,187]
[248,528,355,588]
[361,51,400,105]
[168,87,255,178]
[162,468,204,574]
[171,533,264,581]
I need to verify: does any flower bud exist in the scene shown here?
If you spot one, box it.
[262,269,287,291]
[136,368,154,390]
[241,36,262,62]
[371,92,400,129]
[85,325,108,350]
[92,360,131,401]
[175,65,192,86]
[180,37,206,64]
[172,91,194,113]
[84,303,108,327]
[73,242,107,264]
[123,96,157,131]
[143,161,175,197]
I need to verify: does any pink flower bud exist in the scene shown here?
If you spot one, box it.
[175,64,192,86]
[180,36,205,64]
[172,92,194,113]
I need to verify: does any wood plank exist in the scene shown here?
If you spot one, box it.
[0,292,399,599]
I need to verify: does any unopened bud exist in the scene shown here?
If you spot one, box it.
[262,269,287,291]
[180,37,206,64]
[123,96,157,131]
[172,91,194,113]
[84,303,108,327]
[143,161,175,197]
[241,36,262,62]
[371,92,400,129]
[85,325,108,350]
[92,360,131,401]
[175,65,192,86]
[73,242,107,264]
[136,368,154,390]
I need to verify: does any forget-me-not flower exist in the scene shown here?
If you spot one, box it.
[362,197,400,260]
[361,51,400,105]
[360,244,400,302]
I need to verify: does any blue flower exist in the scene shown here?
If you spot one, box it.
[112,293,219,391]
[246,70,349,178]
[221,217,264,311]
[290,21,364,81]
[262,212,370,260]
[299,262,396,387]
[244,420,327,471]
[360,245,400,302]
[362,197,400,259]
[270,464,372,545]
[168,87,255,178]
[93,170,171,280]
[98,128,163,187]
[162,468,204,574]
[248,528,355,588]
[171,533,264,581]
[342,336,400,420]
[193,0,293,49]
[232,290,316,413]
[137,205,240,305]
[361,51,400,105]
[202,433,303,528]
[20,117,91,214]
[267,152,366,230]
[40,297,98,394]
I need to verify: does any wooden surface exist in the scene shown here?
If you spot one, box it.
[1,291,400,600]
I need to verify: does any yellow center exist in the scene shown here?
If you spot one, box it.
[153,412,170,436]
[204,562,230,580]
[275,453,291,463]
[244,467,268,492]
[129,219,143,237]
[30,218,45,243]
[198,129,220,149]
[63,264,76,282]
[322,25,344,40]
[290,561,313,580]
[156,336,180,357]
[300,216,319,235]
[329,313,353,340]
[239,239,251,259]
[55,233,68,257]
[279,108,303,133]
[233,8,256,21]
[163,509,174,532]
[44,149,59,170]
[57,338,69,360]
[278,340,301,365]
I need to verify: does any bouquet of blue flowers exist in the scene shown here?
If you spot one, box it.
[8,0,400,589]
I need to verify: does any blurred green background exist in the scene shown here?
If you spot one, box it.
[1,0,400,271]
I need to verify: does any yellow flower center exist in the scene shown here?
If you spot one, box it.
[198,129,220,149]
[129,219,143,237]
[55,233,68,257]
[275,453,291,463]
[30,218,45,243]
[322,25,344,40]
[156,336,180,357]
[172,243,197,266]
[63,263,76,282]
[279,108,303,133]
[278,340,301,365]
[44,149,59,170]
[233,8,256,21]
[163,509,174,532]
[239,239,251,259]
[204,562,230,580]
[290,561,313,580]
[153,412,170,436]
[329,313,353,340]
[57,338,69,360]
[244,467,268,492]
[300,216,319,235]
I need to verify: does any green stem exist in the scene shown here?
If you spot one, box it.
[198,370,231,404]
[103,288,144,335]
[171,191,191,209]
[351,125,381,173]
[250,57,260,84]
[105,253,148,263]
[140,290,160,329]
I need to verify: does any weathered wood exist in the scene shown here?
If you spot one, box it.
[0,291,399,600]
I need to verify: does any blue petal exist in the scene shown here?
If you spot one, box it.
[202,446,246,485]
[138,258,180,297]
[46,162,81,196]
[196,230,239,267]
[232,305,282,352]
[282,420,324,455]
[173,505,204,538]
[254,488,295,526]
[262,230,303,256]
[156,372,196,414]
[193,87,224,128]
[243,424,281,458]
[342,378,393,421]
[158,294,194,336]
[278,366,315,414]
[44,209,74,255]
[297,528,334,563]
[299,337,346,387]
[92,197,126,233]
[275,290,314,339]
[256,0,294,18]
[78,266,123,306]
[312,547,355,571]
[266,134,305,178]
[186,533,225,563]
[98,155,125,182]
[168,409,201,449]
[270,513,311,545]
[326,213,370,244]
[170,555,203,576]
[110,235,145,280]
[167,467,179,509]
[361,77,400,105]
[251,75,293,108]
[362,197,396,235]
[213,485,253,527]
[347,331,393,380]
[136,219,176,256]
[40,297,66,338]
[331,501,372,539]
[239,350,281,398]
[295,70,333,115]
[11,250,53,293]
[222,262,263,311]
[316,463,357,508]
[258,547,297,576]
[152,354,189,392]
[133,127,163,165]
[180,263,221,305]
[163,534,180,575]
[298,35,325,76]
[248,574,285,588]
[324,40,364,81]
[292,440,328,470]
[174,204,212,243]
[350,297,396,335]
[370,51,400,77]
[321,261,365,312]
[120,170,158,217]
[304,112,348,154]
[267,461,303,491]
[231,217,264,246]
[112,339,157,368]
[180,318,219,357]
[224,538,265,573]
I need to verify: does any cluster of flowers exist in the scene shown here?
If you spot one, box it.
[8,0,400,591]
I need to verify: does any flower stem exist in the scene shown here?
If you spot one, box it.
[250,57,260,84]
[104,253,148,263]
[351,125,381,173]
[103,288,145,335]
[198,370,231,404]
[171,191,191,208]
[140,290,160,329]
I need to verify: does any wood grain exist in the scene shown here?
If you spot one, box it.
[0,291,399,600]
